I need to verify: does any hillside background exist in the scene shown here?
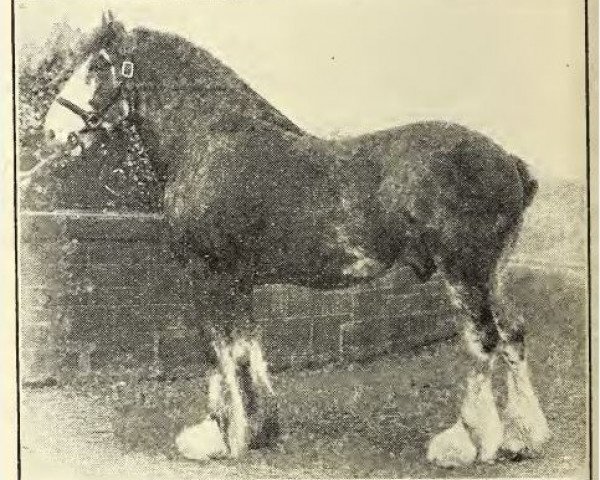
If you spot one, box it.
[513,175,586,268]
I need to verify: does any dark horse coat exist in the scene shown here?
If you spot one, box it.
[85,28,536,293]
[45,17,548,465]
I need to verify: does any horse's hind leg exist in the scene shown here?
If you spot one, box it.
[427,282,503,467]
[491,278,551,458]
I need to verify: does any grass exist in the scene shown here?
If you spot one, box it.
[63,265,588,478]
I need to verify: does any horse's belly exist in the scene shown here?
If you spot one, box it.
[254,218,389,288]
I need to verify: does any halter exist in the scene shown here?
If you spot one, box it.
[55,48,136,134]
[54,46,162,209]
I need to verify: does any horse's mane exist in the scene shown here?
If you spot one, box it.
[88,24,304,136]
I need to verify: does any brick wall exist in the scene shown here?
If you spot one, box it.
[19,210,458,381]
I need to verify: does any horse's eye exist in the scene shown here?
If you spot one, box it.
[90,56,111,72]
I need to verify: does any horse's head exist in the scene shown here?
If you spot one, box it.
[45,11,136,155]
[38,12,164,207]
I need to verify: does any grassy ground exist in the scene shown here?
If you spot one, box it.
[23,266,589,478]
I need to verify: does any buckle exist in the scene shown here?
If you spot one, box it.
[121,61,134,78]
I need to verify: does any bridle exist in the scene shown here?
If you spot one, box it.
[55,48,137,138]
[52,46,162,207]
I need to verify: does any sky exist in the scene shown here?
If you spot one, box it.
[16,0,587,180]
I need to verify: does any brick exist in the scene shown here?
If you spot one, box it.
[312,313,350,355]
[262,317,312,359]
[286,287,322,317]
[159,329,207,370]
[147,243,177,264]
[131,304,186,331]
[71,265,125,292]
[320,291,353,315]
[264,284,289,316]
[269,354,316,371]
[144,272,193,305]
[82,240,153,265]
[68,305,109,338]
[150,304,195,328]
[340,317,396,360]
[84,264,149,288]
[253,284,294,318]
[63,214,164,241]
[385,291,452,317]
[91,342,156,369]
[253,285,275,318]
[108,306,157,333]
[353,290,385,319]
[86,241,139,265]
[393,311,458,351]
[94,326,154,355]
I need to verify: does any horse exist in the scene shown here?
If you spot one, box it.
[41,12,550,467]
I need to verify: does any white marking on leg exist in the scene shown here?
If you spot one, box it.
[217,343,249,457]
[502,351,550,454]
[176,416,228,461]
[333,226,384,278]
[444,279,465,310]
[231,338,250,363]
[248,339,274,394]
[464,323,492,363]
[208,371,224,417]
[175,369,227,461]
[461,369,504,463]
[427,420,477,467]
[428,321,502,467]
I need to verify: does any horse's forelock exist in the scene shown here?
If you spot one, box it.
[83,20,127,58]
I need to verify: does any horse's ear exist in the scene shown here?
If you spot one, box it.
[101,10,116,27]
[97,9,126,47]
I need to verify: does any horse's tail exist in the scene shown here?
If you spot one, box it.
[514,156,538,209]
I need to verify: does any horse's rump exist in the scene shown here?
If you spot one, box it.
[346,121,537,284]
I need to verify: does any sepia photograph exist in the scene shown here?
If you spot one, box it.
[6,0,594,478]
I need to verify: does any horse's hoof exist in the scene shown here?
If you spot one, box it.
[249,398,281,449]
[500,412,551,459]
[427,421,477,467]
[176,416,228,461]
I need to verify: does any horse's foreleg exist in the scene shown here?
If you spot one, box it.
[176,268,254,460]
[175,364,229,460]
[494,299,550,458]
[427,283,503,467]
[232,336,280,449]
[215,339,252,457]
[176,264,279,461]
